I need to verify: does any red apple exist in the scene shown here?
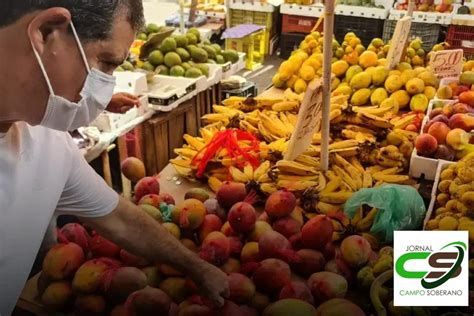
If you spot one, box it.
[415,134,438,157]
[423,115,450,133]
[428,122,451,144]
[448,113,474,132]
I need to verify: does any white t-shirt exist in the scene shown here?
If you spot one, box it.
[0,122,119,316]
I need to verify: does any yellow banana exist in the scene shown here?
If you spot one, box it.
[240,120,259,134]
[317,173,327,192]
[399,141,414,158]
[260,183,278,194]
[254,97,284,107]
[276,160,319,176]
[350,157,365,173]
[272,101,299,112]
[174,148,198,159]
[358,112,393,129]
[260,113,289,139]
[285,113,298,126]
[393,129,418,142]
[376,155,404,168]
[200,128,214,143]
[257,172,272,183]
[390,114,416,130]
[277,180,319,191]
[321,176,342,195]
[372,174,410,184]
[201,113,230,125]
[333,154,363,189]
[362,171,373,188]
[331,146,360,157]
[172,165,193,177]
[208,176,223,193]
[351,206,363,226]
[295,154,321,168]
[244,164,254,180]
[317,201,343,214]
[170,158,193,168]
[278,174,320,182]
[345,125,376,135]
[312,133,322,144]
[329,140,360,150]
[332,165,359,191]
[330,109,343,121]
[354,105,394,117]
[356,208,379,232]
[253,161,271,181]
[183,134,206,151]
[320,191,353,204]
[229,166,250,183]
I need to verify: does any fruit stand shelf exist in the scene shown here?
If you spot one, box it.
[335,5,389,19]
[389,9,453,25]
[280,3,325,18]
[451,14,474,26]
[183,8,227,20]
[229,0,282,13]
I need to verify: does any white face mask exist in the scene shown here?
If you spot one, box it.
[32,22,116,131]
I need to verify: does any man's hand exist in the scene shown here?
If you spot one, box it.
[107,92,140,113]
[192,262,230,306]
[81,197,229,306]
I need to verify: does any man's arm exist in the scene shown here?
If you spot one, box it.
[80,197,229,306]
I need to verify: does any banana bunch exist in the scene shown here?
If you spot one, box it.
[201,105,244,127]
[222,96,284,112]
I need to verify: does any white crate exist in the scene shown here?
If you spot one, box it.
[452,14,474,26]
[336,5,389,19]
[408,99,458,180]
[423,160,456,229]
[147,75,199,112]
[113,71,148,95]
[280,3,325,17]
[229,0,281,12]
[90,107,139,132]
[389,9,453,25]
[206,63,224,86]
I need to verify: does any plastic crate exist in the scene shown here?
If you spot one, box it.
[230,9,276,33]
[282,14,321,34]
[279,32,306,59]
[334,15,385,47]
[383,19,441,52]
[446,24,474,60]
[221,81,258,99]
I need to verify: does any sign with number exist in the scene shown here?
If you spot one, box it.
[386,16,412,70]
[284,79,323,161]
[429,49,464,79]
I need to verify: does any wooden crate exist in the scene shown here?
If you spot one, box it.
[142,99,199,176]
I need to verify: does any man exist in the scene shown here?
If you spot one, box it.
[0,1,228,315]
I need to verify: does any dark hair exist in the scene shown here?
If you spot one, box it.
[0,0,144,41]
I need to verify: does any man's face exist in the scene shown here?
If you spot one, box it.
[41,13,135,103]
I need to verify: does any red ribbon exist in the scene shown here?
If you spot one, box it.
[192,129,261,178]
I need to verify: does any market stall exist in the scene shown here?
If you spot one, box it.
[13,0,474,315]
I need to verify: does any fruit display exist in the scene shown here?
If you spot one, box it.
[425,154,474,243]
[170,89,420,217]
[413,69,474,160]
[119,25,239,78]
[395,0,453,13]
[273,32,439,113]
[39,161,405,315]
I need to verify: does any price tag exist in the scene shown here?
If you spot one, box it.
[284,79,323,161]
[429,49,464,79]
[386,16,412,70]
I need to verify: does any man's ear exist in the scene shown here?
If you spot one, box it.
[27,8,72,55]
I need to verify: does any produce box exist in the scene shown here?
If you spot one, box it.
[281,14,320,34]
[389,9,453,25]
[423,160,456,228]
[279,32,306,59]
[147,75,200,112]
[334,15,385,47]
[335,5,389,19]
[383,19,441,51]
[89,107,139,133]
[280,3,325,18]
[447,23,474,61]
[221,81,258,99]
[409,99,458,180]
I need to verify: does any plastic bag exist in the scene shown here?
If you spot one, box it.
[344,184,426,243]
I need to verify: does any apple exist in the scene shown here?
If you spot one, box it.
[429,108,444,120]
[434,144,456,161]
[448,113,474,132]
[415,134,438,157]
[423,114,450,133]
[428,122,451,144]
[452,103,473,114]
[446,128,470,150]
[442,104,454,118]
